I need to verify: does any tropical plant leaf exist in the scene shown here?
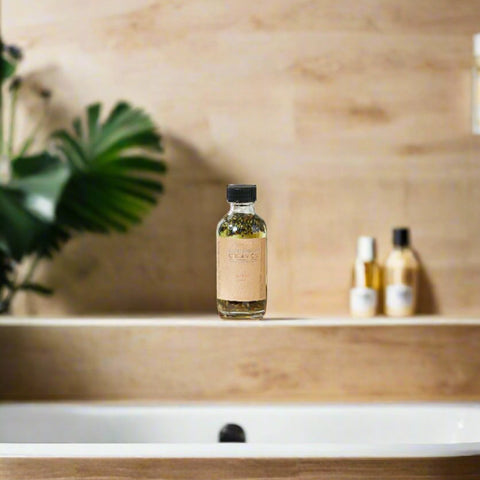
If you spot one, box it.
[1,42,22,83]
[0,186,52,261]
[106,156,167,174]
[12,152,61,177]
[11,152,70,222]
[87,103,101,144]
[1,57,15,82]
[0,102,165,260]
[12,153,74,257]
[51,102,166,234]
[51,131,85,168]
[0,153,71,260]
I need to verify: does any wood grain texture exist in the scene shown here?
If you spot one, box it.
[1,322,480,401]
[2,0,480,316]
[1,457,480,480]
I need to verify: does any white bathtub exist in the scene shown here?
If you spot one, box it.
[1,403,480,458]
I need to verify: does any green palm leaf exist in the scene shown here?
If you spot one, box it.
[51,101,166,234]
[1,41,22,83]
[11,152,70,222]
[0,186,51,260]
[1,57,15,83]
[0,102,166,260]
[0,152,71,260]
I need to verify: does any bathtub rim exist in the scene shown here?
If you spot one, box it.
[1,442,480,458]
[2,402,480,458]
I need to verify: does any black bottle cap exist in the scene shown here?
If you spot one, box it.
[393,227,410,247]
[226,184,256,203]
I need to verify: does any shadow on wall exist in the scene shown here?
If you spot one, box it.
[14,68,231,315]
[417,252,439,315]
[25,135,230,315]
[16,65,82,143]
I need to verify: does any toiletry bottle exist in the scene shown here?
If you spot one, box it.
[350,236,381,317]
[384,228,419,317]
[216,184,267,320]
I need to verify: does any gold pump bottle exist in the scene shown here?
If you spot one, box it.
[349,236,381,317]
[216,184,267,320]
[384,227,419,317]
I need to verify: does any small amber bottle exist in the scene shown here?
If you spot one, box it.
[216,185,267,320]
[384,228,419,317]
[349,236,381,317]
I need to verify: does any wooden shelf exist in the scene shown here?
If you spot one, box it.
[1,315,479,327]
[1,317,480,402]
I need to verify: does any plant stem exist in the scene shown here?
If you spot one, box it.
[21,254,41,287]
[0,79,3,158]
[2,284,15,314]
[3,254,42,311]
[7,87,18,158]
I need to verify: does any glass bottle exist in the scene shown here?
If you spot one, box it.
[472,33,480,134]
[384,227,419,317]
[216,184,267,319]
[350,236,381,317]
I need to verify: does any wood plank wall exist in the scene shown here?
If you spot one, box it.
[3,1,480,316]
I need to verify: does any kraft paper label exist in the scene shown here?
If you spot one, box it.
[217,237,266,302]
